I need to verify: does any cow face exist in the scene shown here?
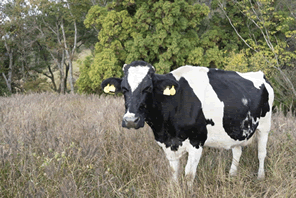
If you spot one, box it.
[101,61,179,129]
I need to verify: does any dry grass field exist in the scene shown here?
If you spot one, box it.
[0,93,295,197]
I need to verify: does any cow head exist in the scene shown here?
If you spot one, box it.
[101,61,179,129]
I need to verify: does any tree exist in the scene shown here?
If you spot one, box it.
[31,0,96,93]
[0,0,101,95]
[217,0,296,109]
[0,0,32,93]
[78,0,210,93]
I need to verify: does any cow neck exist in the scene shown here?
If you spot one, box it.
[145,76,208,150]
[145,91,179,144]
[144,73,179,136]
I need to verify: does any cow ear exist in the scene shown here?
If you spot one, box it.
[101,78,122,94]
[154,78,179,96]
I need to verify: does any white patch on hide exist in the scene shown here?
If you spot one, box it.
[156,139,194,159]
[241,111,259,137]
[242,98,248,106]
[236,71,264,89]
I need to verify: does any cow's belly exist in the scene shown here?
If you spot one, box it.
[204,127,256,149]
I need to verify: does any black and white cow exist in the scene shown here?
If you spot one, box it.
[101,60,274,186]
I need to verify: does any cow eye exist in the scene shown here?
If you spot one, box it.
[143,86,152,93]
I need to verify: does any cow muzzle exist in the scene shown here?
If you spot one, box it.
[122,115,141,129]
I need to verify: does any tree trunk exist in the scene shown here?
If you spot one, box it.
[47,65,57,91]
[58,51,66,94]
[64,47,74,93]
[61,19,76,94]
[67,59,74,93]
[64,63,69,93]
[3,41,13,93]
[36,41,57,91]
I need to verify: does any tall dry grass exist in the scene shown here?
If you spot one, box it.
[0,93,295,197]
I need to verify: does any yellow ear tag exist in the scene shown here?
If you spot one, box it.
[170,86,176,95]
[104,84,110,93]
[109,84,116,93]
[163,87,170,96]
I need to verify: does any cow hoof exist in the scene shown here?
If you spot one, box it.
[185,176,194,189]
[229,169,237,177]
[186,180,193,189]
[257,170,265,180]
[257,174,265,180]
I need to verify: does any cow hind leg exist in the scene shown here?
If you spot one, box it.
[256,110,271,180]
[257,129,269,180]
[229,146,242,176]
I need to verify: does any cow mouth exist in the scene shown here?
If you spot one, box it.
[123,125,142,129]
[122,117,144,129]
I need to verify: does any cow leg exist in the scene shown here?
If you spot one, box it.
[257,129,269,180]
[157,142,185,183]
[256,111,271,180]
[184,147,203,188]
[229,146,242,176]
[168,158,180,182]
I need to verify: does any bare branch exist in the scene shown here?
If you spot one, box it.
[218,2,258,53]
[71,19,77,56]
[41,17,57,36]
[219,0,296,97]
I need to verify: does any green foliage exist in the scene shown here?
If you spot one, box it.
[217,0,296,110]
[0,80,10,96]
[23,78,52,93]
[209,0,296,72]
[271,67,296,113]
[124,0,210,72]
[76,55,94,94]
[79,0,210,92]
[89,49,122,90]
[223,50,273,77]
[79,0,296,111]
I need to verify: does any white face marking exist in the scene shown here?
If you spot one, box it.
[127,66,150,92]
[242,98,248,106]
[123,109,136,119]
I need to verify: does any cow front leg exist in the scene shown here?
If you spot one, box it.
[166,151,184,183]
[168,158,180,182]
[184,146,203,188]
[229,146,242,176]
[157,141,185,183]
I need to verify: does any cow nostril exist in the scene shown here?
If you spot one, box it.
[134,117,139,123]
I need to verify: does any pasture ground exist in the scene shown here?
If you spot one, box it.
[0,93,295,197]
